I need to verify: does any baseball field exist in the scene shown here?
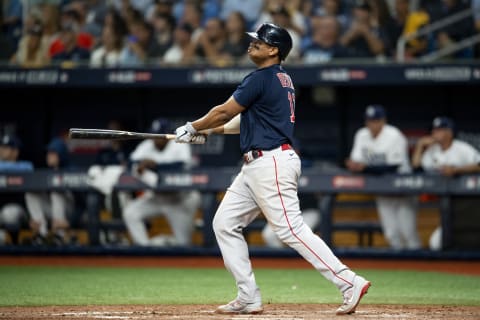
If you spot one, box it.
[0,256,479,320]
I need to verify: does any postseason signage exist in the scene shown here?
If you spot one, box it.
[0,64,480,87]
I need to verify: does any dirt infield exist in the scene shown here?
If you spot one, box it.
[1,256,479,319]
[1,304,480,320]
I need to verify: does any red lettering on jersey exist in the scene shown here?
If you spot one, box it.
[276,73,294,89]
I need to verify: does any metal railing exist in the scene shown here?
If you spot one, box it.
[396,7,478,62]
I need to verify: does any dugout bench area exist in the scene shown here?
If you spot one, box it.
[1,168,479,258]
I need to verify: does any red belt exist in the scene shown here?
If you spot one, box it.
[243,144,292,164]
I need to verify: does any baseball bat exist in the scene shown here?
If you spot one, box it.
[68,128,176,140]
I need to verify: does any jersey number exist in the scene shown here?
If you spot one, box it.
[288,92,296,123]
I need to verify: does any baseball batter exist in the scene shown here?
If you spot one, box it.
[174,23,370,315]
[346,105,421,250]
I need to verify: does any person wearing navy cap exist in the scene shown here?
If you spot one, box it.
[412,116,480,250]
[0,134,33,245]
[346,104,421,251]
[121,118,201,247]
[0,134,33,172]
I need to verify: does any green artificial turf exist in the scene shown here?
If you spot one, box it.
[0,266,478,306]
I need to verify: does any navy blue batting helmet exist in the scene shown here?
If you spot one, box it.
[247,23,293,61]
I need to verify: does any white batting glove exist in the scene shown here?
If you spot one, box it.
[175,122,197,143]
[190,134,207,144]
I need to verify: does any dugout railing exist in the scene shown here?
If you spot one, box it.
[1,168,479,256]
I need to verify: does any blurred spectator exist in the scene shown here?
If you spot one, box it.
[385,0,410,57]
[223,11,251,64]
[171,0,221,26]
[195,17,227,65]
[162,22,196,65]
[340,0,387,58]
[1,0,23,49]
[269,5,302,62]
[255,0,308,36]
[149,12,176,59]
[118,18,155,66]
[345,105,421,250]
[103,7,129,39]
[40,3,62,48]
[433,0,475,59]
[49,5,94,56]
[25,137,75,246]
[10,23,51,68]
[89,25,124,67]
[52,22,91,67]
[400,2,430,59]
[369,0,399,56]
[411,116,480,250]
[122,118,202,247]
[0,12,15,61]
[313,0,349,30]
[220,0,263,29]
[0,134,32,245]
[178,0,204,42]
[302,15,349,64]
[112,0,154,20]
[149,0,175,21]
[84,0,108,39]
[64,0,100,40]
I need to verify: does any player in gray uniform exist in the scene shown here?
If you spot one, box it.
[174,23,370,315]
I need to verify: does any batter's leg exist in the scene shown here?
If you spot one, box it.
[213,171,262,304]
[245,153,357,294]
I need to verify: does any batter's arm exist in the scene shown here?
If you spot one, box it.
[199,114,241,135]
[191,96,245,132]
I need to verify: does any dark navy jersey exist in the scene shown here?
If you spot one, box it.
[233,64,295,153]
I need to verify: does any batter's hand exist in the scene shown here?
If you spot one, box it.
[190,134,207,144]
[175,122,206,144]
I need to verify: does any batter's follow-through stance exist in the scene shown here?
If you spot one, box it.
[175,23,371,315]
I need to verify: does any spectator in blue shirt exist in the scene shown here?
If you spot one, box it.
[302,15,349,64]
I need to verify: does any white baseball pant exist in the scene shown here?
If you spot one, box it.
[25,191,74,236]
[376,196,421,250]
[123,190,201,246]
[213,147,356,304]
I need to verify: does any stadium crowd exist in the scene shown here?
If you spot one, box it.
[0,0,479,68]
